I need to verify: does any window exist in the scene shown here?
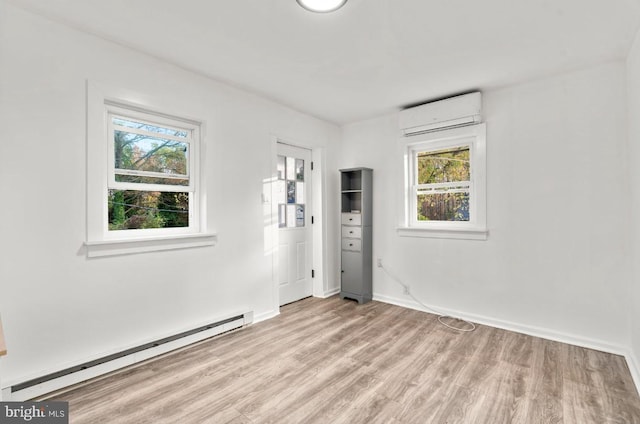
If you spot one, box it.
[399,124,487,240]
[85,83,215,257]
[414,145,470,222]
[107,105,195,233]
[276,155,306,228]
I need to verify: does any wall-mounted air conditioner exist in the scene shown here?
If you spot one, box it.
[399,92,482,136]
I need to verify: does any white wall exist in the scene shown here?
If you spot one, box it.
[0,2,339,386]
[627,27,640,384]
[339,62,631,351]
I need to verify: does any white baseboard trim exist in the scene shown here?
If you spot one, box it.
[373,293,629,357]
[319,288,340,298]
[253,309,279,324]
[627,349,640,396]
[2,313,250,401]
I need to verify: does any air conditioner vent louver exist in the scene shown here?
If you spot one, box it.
[399,92,482,136]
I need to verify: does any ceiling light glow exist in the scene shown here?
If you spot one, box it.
[296,0,347,13]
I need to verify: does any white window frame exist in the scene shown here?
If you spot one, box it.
[104,103,199,239]
[108,105,195,193]
[85,82,216,257]
[398,123,487,240]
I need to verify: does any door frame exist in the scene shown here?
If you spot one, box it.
[269,136,327,313]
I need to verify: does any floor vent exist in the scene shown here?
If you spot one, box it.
[10,314,245,396]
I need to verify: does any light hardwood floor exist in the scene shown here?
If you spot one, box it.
[47,296,640,423]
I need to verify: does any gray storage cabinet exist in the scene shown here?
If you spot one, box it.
[339,168,373,304]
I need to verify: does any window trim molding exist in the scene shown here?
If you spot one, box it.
[86,80,215,256]
[84,233,217,258]
[396,226,488,241]
[398,123,487,240]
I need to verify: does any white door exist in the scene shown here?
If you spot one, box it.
[276,143,313,306]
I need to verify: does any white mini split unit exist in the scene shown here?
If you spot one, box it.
[399,92,482,136]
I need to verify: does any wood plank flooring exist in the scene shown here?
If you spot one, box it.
[46,296,640,423]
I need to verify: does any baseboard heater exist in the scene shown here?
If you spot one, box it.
[8,313,249,400]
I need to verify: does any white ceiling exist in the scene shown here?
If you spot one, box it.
[8,0,640,124]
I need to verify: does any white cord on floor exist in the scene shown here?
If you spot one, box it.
[379,262,476,332]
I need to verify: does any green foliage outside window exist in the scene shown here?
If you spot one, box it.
[108,190,189,230]
[417,147,470,222]
[109,120,190,230]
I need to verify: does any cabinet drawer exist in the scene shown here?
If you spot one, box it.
[341,226,362,239]
[341,213,362,226]
[342,239,362,252]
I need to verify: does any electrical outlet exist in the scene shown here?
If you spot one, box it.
[376,258,382,268]
[403,285,410,295]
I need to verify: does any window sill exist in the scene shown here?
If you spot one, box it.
[84,233,217,258]
[397,226,488,241]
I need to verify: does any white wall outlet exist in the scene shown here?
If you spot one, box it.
[376,258,382,268]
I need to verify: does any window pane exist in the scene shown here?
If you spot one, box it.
[296,182,304,204]
[114,130,188,177]
[277,155,286,180]
[417,147,470,184]
[112,117,188,138]
[278,204,286,228]
[296,159,304,181]
[287,181,296,204]
[296,205,305,227]
[286,205,296,228]
[108,190,189,230]
[286,157,296,180]
[417,192,469,221]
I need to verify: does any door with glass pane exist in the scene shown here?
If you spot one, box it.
[276,143,312,306]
